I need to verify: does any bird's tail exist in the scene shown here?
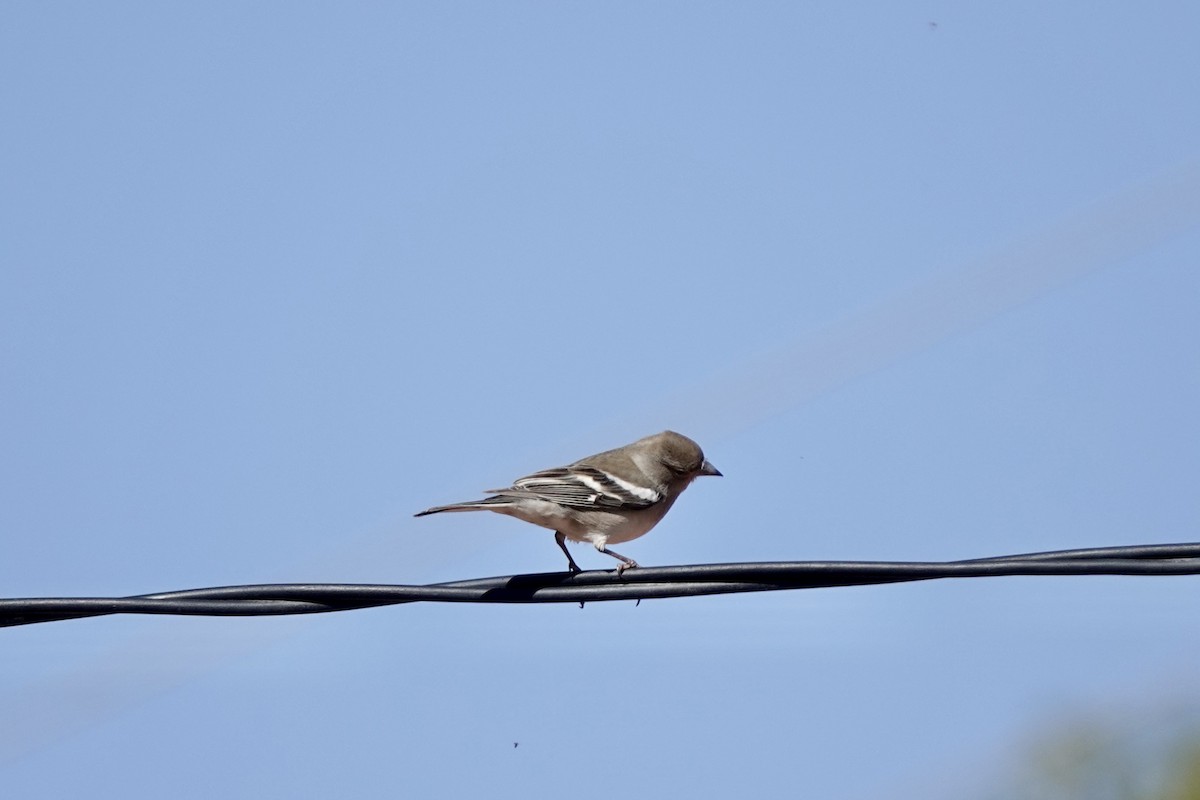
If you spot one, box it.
[413,496,512,517]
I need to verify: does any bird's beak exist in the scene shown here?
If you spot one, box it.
[698,460,722,477]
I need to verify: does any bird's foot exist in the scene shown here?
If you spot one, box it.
[556,531,583,574]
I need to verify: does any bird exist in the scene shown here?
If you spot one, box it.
[415,431,721,573]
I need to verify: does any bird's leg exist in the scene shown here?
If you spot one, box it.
[555,531,582,573]
[598,546,640,574]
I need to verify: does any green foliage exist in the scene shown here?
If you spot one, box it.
[1160,738,1200,800]
[995,709,1200,800]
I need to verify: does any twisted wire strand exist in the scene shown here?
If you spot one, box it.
[4,542,1199,628]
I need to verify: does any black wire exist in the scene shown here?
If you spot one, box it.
[3,542,1199,628]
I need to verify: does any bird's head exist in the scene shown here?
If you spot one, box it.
[652,430,722,480]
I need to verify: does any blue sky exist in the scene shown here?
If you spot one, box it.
[2,3,1199,797]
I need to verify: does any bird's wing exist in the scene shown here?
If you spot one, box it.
[490,465,662,511]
